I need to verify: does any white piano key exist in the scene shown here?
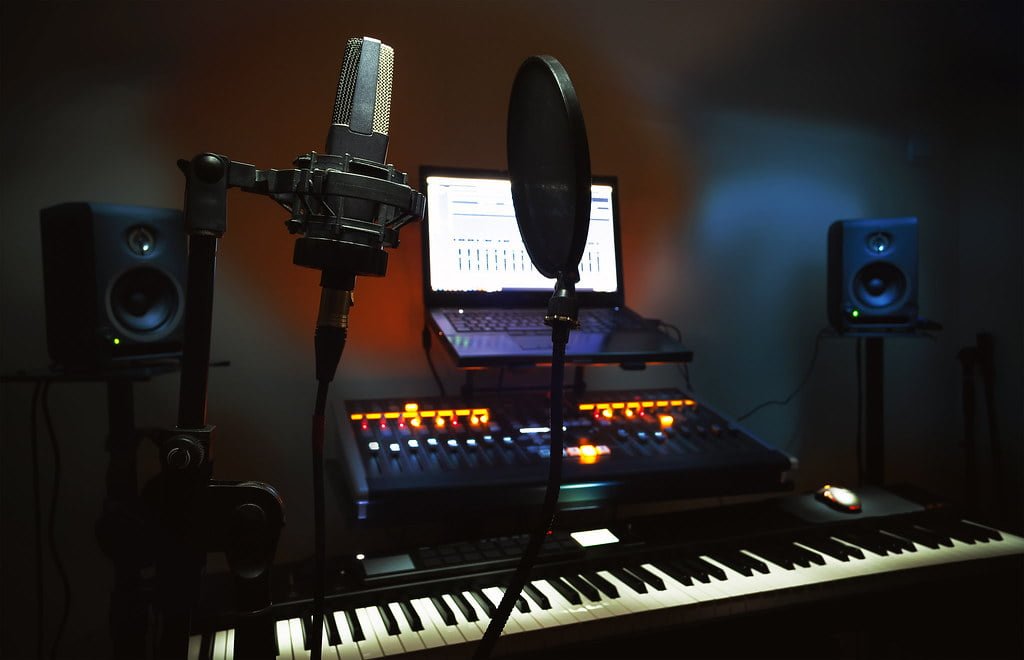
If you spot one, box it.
[387,602,426,652]
[353,608,385,659]
[315,619,340,660]
[212,629,228,660]
[275,619,294,660]
[187,634,203,660]
[286,618,311,660]
[329,611,363,660]
[360,606,404,656]
[411,597,465,646]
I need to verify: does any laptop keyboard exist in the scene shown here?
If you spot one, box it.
[444,309,650,334]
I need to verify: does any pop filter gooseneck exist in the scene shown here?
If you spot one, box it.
[473,55,591,660]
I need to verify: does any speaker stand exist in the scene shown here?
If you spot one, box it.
[844,326,940,487]
[864,337,885,486]
[2,362,180,658]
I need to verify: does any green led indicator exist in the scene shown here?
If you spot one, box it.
[851,309,860,318]
[113,337,121,345]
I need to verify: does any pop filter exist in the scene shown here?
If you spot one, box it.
[473,55,591,660]
[507,55,591,304]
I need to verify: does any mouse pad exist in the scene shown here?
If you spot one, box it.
[780,485,923,524]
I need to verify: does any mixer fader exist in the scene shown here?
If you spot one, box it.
[330,389,795,522]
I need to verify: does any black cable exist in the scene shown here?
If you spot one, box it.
[41,382,70,660]
[657,321,693,392]
[311,379,330,660]
[473,323,568,660]
[421,324,446,397]
[30,380,44,660]
[736,328,829,422]
[311,323,347,660]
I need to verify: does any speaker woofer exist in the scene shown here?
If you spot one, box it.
[109,266,181,336]
[852,261,907,309]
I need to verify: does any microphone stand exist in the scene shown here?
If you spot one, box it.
[154,151,422,659]
[474,274,577,660]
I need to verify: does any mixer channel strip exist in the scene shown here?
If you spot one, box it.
[331,389,795,521]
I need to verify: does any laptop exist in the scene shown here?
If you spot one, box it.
[420,166,693,368]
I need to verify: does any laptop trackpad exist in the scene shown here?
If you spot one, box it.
[512,334,551,350]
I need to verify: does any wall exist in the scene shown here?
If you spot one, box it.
[2,1,1020,657]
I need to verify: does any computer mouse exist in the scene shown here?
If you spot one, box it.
[815,484,861,513]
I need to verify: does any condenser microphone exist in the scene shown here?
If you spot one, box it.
[288,36,405,378]
[324,36,394,221]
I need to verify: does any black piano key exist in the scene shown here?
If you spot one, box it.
[377,604,400,636]
[450,591,479,622]
[691,556,728,581]
[927,518,996,544]
[565,574,602,602]
[877,529,917,553]
[803,534,863,560]
[325,611,342,646]
[627,565,667,591]
[609,567,648,594]
[581,570,621,597]
[707,550,754,577]
[792,543,826,566]
[470,590,497,618]
[546,577,583,605]
[961,520,1002,542]
[345,609,366,642]
[299,615,312,651]
[398,599,424,632]
[524,582,552,609]
[883,524,945,550]
[735,551,771,575]
[835,530,903,556]
[495,585,530,612]
[749,543,795,570]
[430,596,457,626]
[674,557,712,582]
[654,560,694,587]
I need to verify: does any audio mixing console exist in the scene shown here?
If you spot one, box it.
[329,388,795,524]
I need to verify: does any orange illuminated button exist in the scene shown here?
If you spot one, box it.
[659,414,674,428]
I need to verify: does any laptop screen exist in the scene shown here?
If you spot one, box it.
[421,167,624,308]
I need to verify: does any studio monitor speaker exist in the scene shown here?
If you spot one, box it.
[827,216,918,333]
[40,202,187,368]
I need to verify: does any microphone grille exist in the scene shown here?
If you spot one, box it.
[332,37,363,126]
[332,37,393,135]
[374,44,394,135]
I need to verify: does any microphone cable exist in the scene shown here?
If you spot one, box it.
[310,323,348,660]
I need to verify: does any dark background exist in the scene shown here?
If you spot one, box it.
[2,1,1021,657]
